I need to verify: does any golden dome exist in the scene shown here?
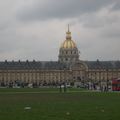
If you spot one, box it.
[61,39,76,49]
[61,25,77,49]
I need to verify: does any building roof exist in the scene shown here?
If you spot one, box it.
[0,61,69,70]
[85,60,120,69]
[0,60,120,70]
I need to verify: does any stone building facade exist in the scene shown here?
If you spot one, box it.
[0,27,120,87]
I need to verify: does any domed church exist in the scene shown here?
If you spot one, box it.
[59,25,79,63]
[0,26,120,88]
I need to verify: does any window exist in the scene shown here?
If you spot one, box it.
[66,58,68,61]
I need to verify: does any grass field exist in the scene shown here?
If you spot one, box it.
[0,88,120,120]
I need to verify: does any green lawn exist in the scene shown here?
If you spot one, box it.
[0,88,120,120]
[0,87,85,93]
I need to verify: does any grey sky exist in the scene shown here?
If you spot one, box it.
[0,0,120,61]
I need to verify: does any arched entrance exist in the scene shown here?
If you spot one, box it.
[71,61,88,87]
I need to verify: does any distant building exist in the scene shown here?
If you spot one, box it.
[0,26,120,88]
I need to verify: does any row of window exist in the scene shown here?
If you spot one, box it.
[60,51,77,54]
[60,58,77,62]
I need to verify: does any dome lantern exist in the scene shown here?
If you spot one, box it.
[66,24,72,40]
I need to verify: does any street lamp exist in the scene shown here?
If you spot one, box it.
[106,68,109,92]
[59,70,62,93]
[63,68,67,93]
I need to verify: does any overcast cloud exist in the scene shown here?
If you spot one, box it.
[0,0,120,61]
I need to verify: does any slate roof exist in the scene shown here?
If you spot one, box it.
[0,60,120,70]
[85,61,120,69]
[0,61,69,70]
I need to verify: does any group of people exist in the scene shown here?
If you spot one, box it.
[59,83,67,93]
